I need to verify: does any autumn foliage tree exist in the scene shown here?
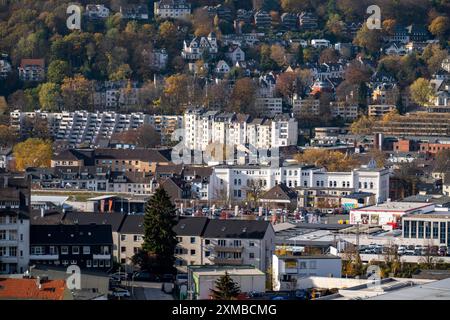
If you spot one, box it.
[295,149,360,171]
[350,115,376,134]
[13,138,52,171]
[229,77,257,115]
[409,77,435,106]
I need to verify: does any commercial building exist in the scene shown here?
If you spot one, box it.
[402,213,450,246]
[350,202,435,227]
[272,254,341,291]
[187,265,266,299]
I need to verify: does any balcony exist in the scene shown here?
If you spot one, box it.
[211,257,243,265]
[0,256,18,263]
[30,254,59,260]
[93,254,111,260]
[214,245,244,253]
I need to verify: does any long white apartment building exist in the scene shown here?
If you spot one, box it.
[10,110,182,146]
[183,108,298,153]
[210,163,390,204]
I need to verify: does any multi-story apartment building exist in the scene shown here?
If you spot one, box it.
[299,11,318,30]
[254,10,272,29]
[183,108,298,159]
[154,0,191,19]
[368,104,397,117]
[0,174,30,274]
[117,215,144,265]
[174,217,275,273]
[330,102,359,120]
[373,112,450,137]
[255,97,283,117]
[211,163,390,205]
[281,13,298,30]
[18,59,45,82]
[119,5,149,20]
[293,96,320,117]
[10,110,182,146]
[30,224,113,269]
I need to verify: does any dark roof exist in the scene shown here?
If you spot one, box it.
[63,212,125,232]
[173,217,209,236]
[52,149,95,165]
[30,224,113,245]
[202,219,270,239]
[30,210,66,225]
[261,183,297,201]
[119,214,144,234]
[94,148,171,162]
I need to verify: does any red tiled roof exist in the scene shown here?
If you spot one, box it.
[20,59,45,68]
[0,278,66,300]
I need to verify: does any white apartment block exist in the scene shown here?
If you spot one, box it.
[10,110,182,146]
[183,108,298,156]
[154,0,191,20]
[210,164,390,204]
[182,33,218,60]
[0,213,30,274]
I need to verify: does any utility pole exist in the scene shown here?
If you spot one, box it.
[356,222,360,251]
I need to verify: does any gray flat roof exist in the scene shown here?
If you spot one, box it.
[368,278,450,300]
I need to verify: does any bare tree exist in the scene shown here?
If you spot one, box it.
[246,179,264,208]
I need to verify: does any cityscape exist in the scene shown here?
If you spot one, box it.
[0,0,450,305]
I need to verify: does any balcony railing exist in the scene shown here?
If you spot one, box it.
[93,254,111,260]
[214,245,244,253]
[211,257,243,265]
[30,254,59,260]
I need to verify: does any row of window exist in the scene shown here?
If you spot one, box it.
[30,246,110,255]
[403,220,450,244]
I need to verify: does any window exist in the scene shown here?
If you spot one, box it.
[233,240,241,247]
[441,222,446,244]
[62,260,69,266]
[0,230,5,240]
[83,246,90,254]
[176,237,182,243]
[93,260,98,267]
[121,234,126,241]
[105,260,110,267]
[49,246,57,255]
[72,246,80,255]
[433,222,439,239]
[133,235,141,242]
[403,221,410,238]
[205,239,210,245]
[190,237,196,244]
[133,247,139,254]
[61,246,69,255]
[249,253,255,259]
[121,247,126,253]
[86,260,92,267]
[418,221,424,238]
[249,242,255,247]
[205,251,210,257]
[299,261,307,269]
[425,222,431,239]
[9,247,17,257]
[190,249,196,255]
[411,221,417,238]
[309,261,317,269]
[218,240,226,246]
[70,260,77,265]
[99,260,104,267]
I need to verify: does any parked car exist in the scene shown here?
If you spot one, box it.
[133,271,160,282]
[110,272,129,281]
[112,287,130,297]
[438,246,447,256]
[404,249,415,256]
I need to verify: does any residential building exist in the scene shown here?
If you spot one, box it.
[148,49,169,71]
[373,112,450,137]
[310,39,331,49]
[120,5,149,20]
[254,10,271,29]
[225,45,245,65]
[255,97,283,117]
[182,33,218,61]
[281,13,298,30]
[0,174,30,274]
[30,224,113,269]
[260,183,298,210]
[299,11,318,30]
[183,108,298,158]
[272,253,341,291]
[18,59,45,82]
[118,214,144,265]
[173,217,208,272]
[368,104,397,117]
[85,4,110,19]
[0,148,13,170]
[293,96,320,118]
[330,102,359,120]
[201,219,275,273]
[154,0,191,20]
[215,60,231,75]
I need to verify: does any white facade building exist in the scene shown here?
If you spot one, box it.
[272,254,342,291]
[211,164,390,204]
[183,108,298,156]
[256,97,283,117]
[154,0,191,20]
[10,110,182,146]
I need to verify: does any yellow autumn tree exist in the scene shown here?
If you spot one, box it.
[350,115,376,134]
[294,149,360,171]
[13,138,52,171]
